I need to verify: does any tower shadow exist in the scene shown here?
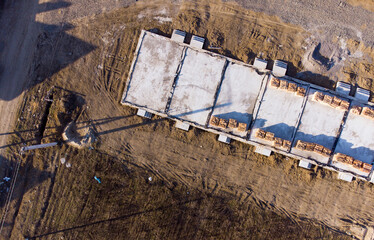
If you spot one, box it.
[0,0,96,101]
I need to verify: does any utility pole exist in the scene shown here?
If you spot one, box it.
[20,142,58,152]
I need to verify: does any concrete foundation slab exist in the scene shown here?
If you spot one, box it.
[291,89,346,164]
[209,62,266,137]
[250,78,307,145]
[122,30,184,113]
[168,48,226,126]
[121,30,374,182]
[332,102,374,177]
[334,102,374,165]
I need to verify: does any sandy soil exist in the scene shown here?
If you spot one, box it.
[346,0,374,12]
[0,0,40,160]
[2,0,374,239]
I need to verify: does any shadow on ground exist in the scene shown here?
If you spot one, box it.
[0,154,50,209]
[0,0,96,101]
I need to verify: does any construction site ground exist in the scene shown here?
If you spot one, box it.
[1,0,374,239]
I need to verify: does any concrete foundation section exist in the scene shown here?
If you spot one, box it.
[250,78,307,145]
[122,30,184,113]
[333,101,374,176]
[209,62,267,137]
[121,30,374,182]
[291,88,347,164]
[168,48,226,126]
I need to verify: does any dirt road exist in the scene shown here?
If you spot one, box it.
[0,0,40,153]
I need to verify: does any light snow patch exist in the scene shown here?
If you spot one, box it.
[153,16,172,23]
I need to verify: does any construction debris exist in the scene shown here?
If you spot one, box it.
[255,129,266,138]
[256,129,290,150]
[313,91,324,102]
[279,80,288,90]
[265,131,275,141]
[270,77,280,88]
[62,121,96,149]
[348,105,374,119]
[323,95,333,105]
[362,107,374,119]
[274,137,283,147]
[210,116,220,126]
[339,100,349,111]
[330,97,342,108]
[288,82,298,92]
[314,144,324,154]
[283,140,291,151]
[296,140,307,150]
[362,163,373,173]
[351,105,362,115]
[333,153,372,173]
[209,116,248,132]
[271,78,304,97]
[228,118,238,128]
[218,118,228,128]
[305,142,315,151]
[295,140,332,157]
[237,122,247,132]
[353,160,363,169]
[94,176,101,184]
[312,91,349,111]
[296,87,306,97]
[322,147,332,157]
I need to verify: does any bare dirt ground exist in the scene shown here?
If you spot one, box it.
[232,0,374,45]
[1,0,374,239]
[346,0,374,12]
[0,0,40,164]
[0,0,137,152]
[0,0,135,237]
